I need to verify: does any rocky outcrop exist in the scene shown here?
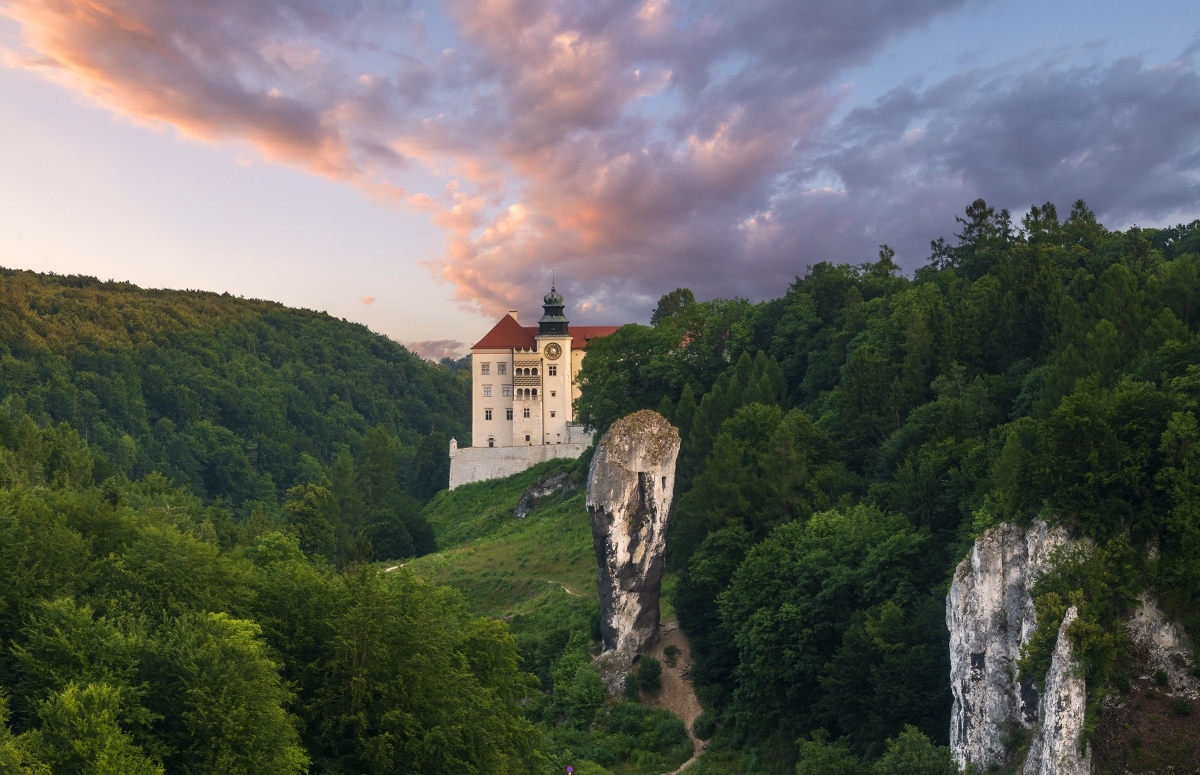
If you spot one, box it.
[514,471,576,518]
[947,521,1071,771]
[587,410,681,658]
[1126,592,1200,698]
[1022,607,1092,775]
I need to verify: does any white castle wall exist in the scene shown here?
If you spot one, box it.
[448,435,591,489]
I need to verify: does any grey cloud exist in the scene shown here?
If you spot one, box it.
[572,52,1200,320]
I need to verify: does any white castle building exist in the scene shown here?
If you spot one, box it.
[448,288,618,488]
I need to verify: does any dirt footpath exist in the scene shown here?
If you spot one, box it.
[642,621,707,774]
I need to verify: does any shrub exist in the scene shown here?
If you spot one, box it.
[663,645,679,668]
[624,671,640,701]
[692,711,717,740]
[638,656,662,693]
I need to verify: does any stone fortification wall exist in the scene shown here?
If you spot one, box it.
[448,441,589,489]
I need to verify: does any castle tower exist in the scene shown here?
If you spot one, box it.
[535,286,573,446]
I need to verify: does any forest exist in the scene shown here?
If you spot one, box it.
[575,200,1200,771]
[1,198,1198,773]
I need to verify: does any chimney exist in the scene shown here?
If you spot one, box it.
[508,310,519,322]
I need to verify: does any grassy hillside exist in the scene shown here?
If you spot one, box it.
[413,459,694,775]
[411,459,600,629]
[0,268,468,510]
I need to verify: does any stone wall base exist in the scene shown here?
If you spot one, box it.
[448,442,589,489]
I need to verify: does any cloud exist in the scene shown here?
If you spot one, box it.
[5,0,1200,325]
[360,296,375,305]
[407,339,466,361]
[764,55,1200,272]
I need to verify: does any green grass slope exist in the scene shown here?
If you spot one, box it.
[411,456,678,636]
[411,459,599,632]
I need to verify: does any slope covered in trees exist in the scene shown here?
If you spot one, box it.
[0,268,465,512]
[0,420,540,774]
[576,201,1200,771]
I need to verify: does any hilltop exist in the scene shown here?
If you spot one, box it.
[0,267,468,510]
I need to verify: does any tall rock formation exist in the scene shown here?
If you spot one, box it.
[1022,607,1092,775]
[946,521,1070,770]
[587,410,681,657]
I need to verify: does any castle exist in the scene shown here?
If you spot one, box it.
[447,287,618,488]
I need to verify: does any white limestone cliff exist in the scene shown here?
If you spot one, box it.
[947,520,1070,771]
[1022,606,1092,775]
[587,410,681,660]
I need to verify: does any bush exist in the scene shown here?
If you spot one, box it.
[663,645,679,667]
[692,711,717,740]
[795,729,867,775]
[638,656,662,693]
[624,671,640,701]
[873,725,958,775]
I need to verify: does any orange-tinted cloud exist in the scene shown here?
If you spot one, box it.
[6,0,1200,325]
[360,296,375,305]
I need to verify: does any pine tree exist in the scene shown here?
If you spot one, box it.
[675,384,697,441]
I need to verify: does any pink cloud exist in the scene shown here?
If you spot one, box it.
[406,339,465,361]
[6,0,1200,326]
[360,296,375,305]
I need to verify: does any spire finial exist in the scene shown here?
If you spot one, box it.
[551,269,556,292]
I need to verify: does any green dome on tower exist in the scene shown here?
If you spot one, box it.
[539,285,569,335]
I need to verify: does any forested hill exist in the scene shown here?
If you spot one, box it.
[0,268,469,509]
[575,201,1200,770]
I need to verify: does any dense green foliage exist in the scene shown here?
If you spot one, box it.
[0,269,465,514]
[0,272,564,773]
[0,423,541,773]
[575,201,1200,770]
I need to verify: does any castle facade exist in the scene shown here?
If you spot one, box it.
[448,288,618,488]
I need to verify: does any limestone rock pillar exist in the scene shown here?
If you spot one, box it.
[587,410,681,657]
[947,520,1070,770]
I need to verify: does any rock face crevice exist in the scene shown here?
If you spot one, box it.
[947,520,1071,771]
[587,410,681,658]
[1022,606,1091,775]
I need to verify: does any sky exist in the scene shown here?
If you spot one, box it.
[1,0,1198,358]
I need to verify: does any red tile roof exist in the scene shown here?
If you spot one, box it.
[569,326,620,349]
[471,315,537,350]
[471,316,619,351]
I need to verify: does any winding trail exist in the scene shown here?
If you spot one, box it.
[643,621,707,774]
[538,578,583,597]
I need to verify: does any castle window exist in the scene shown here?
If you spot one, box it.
[485,408,492,420]
[532,367,538,375]
[532,388,538,397]
[550,411,556,418]
[548,365,557,376]
[525,434,531,442]
[483,385,492,397]
[502,384,512,397]
[506,408,513,420]
[523,407,530,418]
[488,437,494,447]
[480,362,490,375]
[498,363,507,375]
[551,391,556,397]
